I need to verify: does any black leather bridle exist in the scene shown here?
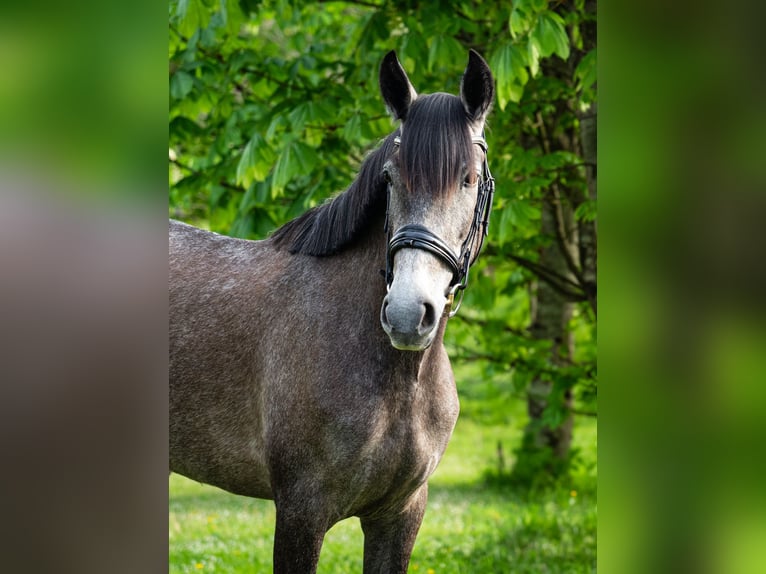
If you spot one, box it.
[384,134,495,317]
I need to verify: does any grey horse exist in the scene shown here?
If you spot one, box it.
[170,49,494,573]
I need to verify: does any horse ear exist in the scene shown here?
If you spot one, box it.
[379,50,417,122]
[460,49,495,122]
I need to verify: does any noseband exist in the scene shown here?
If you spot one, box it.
[384,134,495,317]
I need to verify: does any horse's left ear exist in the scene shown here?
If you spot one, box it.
[460,50,495,122]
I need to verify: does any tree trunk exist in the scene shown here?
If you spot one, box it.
[513,198,575,481]
[578,102,597,314]
[509,0,597,483]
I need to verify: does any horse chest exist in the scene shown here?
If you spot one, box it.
[340,392,456,511]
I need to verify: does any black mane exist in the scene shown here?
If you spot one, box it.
[270,93,474,256]
[269,132,398,256]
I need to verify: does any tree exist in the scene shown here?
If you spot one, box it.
[168,0,597,486]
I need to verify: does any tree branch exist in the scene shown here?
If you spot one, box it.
[170,157,245,193]
[170,156,198,175]
[507,254,587,302]
[318,0,383,8]
[456,314,529,338]
[534,110,586,288]
[549,186,586,280]
[570,408,597,418]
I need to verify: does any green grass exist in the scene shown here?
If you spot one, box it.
[170,396,596,573]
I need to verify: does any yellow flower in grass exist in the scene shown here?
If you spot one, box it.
[194,563,204,569]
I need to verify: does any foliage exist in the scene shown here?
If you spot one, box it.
[169,0,597,482]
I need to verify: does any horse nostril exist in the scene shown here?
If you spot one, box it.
[419,301,437,334]
[380,298,391,328]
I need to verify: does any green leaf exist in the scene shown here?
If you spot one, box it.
[507,200,541,228]
[574,199,597,222]
[575,48,597,91]
[343,112,362,144]
[209,184,229,209]
[402,33,428,68]
[266,114,288,141]
[497,202,514,247]
[175,0,209,37]
[169,115,203,138]
[527,39,540,77]
[548,13,571,60]
[539,150,580,171]
[510,45,529,84]
[428,36,465,72]
[491,43,529,110]
[236,133,276,188]
[496,198,542,246]
[532,12,570,60]
[170,71,194,100]
[238,181,258,212]
[509,3,531,39]
[507,81,525,106]
[231,206,276,239]
[220,0,245,36]
[288,101,314,133]
[490,45,510,111]
[272,140,319,195]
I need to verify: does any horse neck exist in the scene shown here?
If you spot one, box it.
[340,222,449,385]
[335,212,388,320]
[323,216,434,373]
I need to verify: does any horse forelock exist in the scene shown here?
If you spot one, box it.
[270,131,400,256]
[398,93,474,198]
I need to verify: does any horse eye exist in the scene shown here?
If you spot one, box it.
[382,170,391,184]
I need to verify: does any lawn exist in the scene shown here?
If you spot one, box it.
[169,383,597,573]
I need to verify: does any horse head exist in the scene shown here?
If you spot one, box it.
[378,50,495,351]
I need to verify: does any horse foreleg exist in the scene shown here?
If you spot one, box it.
[360,484,428,574]
[272,505,327,574]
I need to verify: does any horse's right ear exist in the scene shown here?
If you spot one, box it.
[379,50,417,122]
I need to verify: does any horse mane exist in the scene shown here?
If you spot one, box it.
[270,93,474,256]
[270,132,398,256]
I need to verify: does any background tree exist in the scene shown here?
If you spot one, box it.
[169,0,597,487]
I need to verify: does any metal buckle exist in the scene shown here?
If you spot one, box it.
[444,283,465,318]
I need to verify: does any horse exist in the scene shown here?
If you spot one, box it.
[169,49,495,573]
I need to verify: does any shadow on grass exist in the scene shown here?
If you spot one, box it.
[420,479,597,573]
[170,472,595,516]
[169,481,274,514]
[416,516,597,574]
[431,470,595,502]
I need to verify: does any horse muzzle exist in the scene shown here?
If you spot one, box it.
[380,287,444,351]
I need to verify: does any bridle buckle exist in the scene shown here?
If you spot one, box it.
[444,283,465,318]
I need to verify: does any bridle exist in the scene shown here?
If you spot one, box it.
[383,133,495,317]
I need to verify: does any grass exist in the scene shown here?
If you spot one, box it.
[170,386,596,573]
